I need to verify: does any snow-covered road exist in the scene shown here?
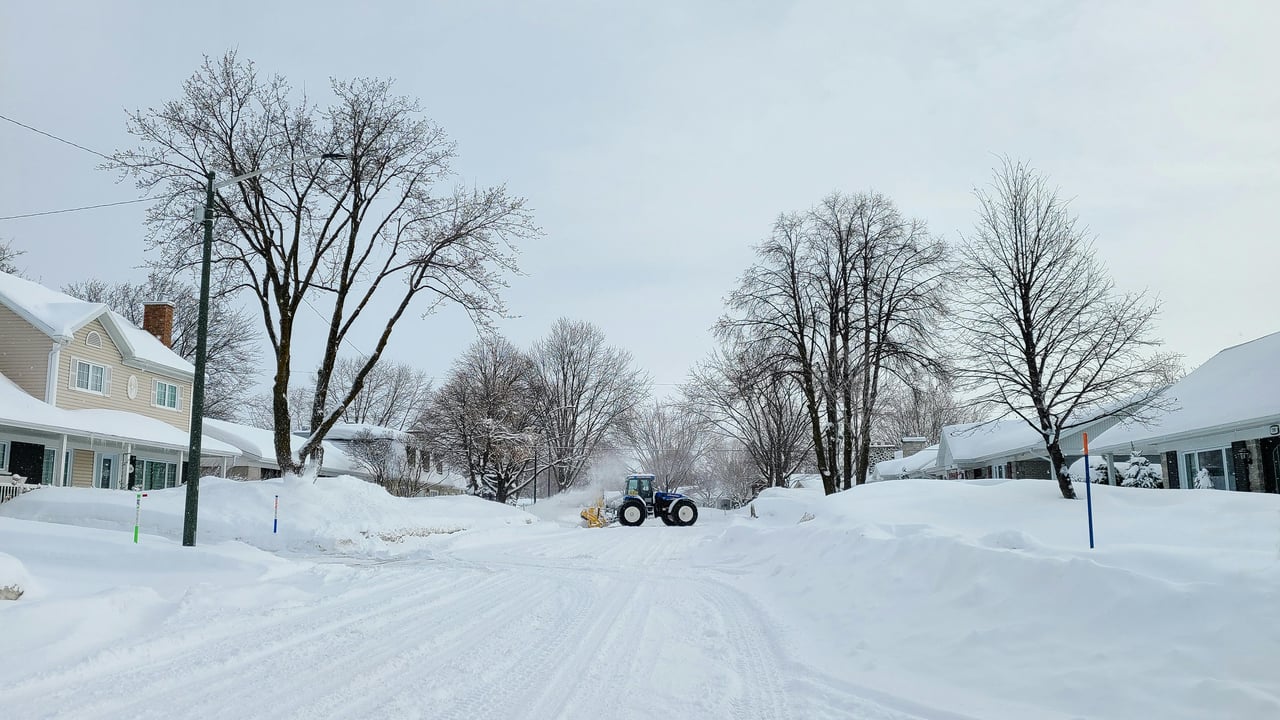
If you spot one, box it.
[4,522,943,720]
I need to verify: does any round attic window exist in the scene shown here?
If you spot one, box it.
[86,331,102,348]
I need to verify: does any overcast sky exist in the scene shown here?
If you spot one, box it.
[2,1,1277,399]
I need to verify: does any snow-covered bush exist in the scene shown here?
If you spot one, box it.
[1122,453,1161,489]
[1193,467,1215,490]
[1090,459,1110,483]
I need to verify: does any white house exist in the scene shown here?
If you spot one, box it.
[1090,330,1280,493]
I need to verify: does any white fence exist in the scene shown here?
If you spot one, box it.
[0,484,39,504]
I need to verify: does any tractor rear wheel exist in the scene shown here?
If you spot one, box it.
[619,500,647,526]
[672,500,698,526]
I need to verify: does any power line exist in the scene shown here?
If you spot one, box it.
[0,196,156,221]
[0,112,115,162]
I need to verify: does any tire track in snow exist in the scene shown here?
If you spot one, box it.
[10,569,499,719]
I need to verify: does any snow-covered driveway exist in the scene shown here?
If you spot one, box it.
[3,521,938,720]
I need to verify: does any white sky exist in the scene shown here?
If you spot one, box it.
[2,1,1278,397]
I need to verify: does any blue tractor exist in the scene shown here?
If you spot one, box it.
[616,473,699,527]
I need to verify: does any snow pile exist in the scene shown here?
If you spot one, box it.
[0,550,34,600]
[0,474,536,556]
[699,480,1280,720]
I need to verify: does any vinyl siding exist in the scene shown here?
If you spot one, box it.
[55,318,193,432]
[0,304,52,399]
[72,448,94,488]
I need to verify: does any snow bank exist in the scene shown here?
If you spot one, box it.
[0,550,33,600]
[701,480,1280,720]
[0,474,537,556]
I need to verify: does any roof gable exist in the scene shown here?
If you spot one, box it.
[0,270,105,340]
[0,271,193,377]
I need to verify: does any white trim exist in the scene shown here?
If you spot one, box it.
[45,339,67,405]
[0,439,7,471]
[86,331,102,348]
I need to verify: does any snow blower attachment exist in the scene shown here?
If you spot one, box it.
[580,496,609,528]
[579,474,698,528]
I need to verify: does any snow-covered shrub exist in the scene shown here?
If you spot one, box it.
[1122,453,1161,489]
[1090,459,1110,483]
[1193,467,1215,490]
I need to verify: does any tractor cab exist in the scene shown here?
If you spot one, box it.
[625,474,655,502]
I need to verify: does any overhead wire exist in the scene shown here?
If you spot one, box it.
[0,113,156,221]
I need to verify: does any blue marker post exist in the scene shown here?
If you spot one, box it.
[1082,432,1095,549]
[273,494,279,534]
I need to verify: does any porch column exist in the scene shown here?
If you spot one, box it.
[54,435,68,487]
[1105,453,1119,486]
[122,443,133,490]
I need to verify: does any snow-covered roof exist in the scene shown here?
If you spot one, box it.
[0,371,237,456]
[0,270,104,339]
[324,423,410,442]
[102,310,195,377]
[0,271,193,377]
[1091,329,1280,453]
[937,411,1121,469]
[203,418,366,478]
[874,445,940,480]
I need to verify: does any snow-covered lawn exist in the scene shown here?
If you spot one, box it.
[2,476,1277,719]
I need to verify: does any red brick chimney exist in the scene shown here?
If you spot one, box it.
[142,301,175,348]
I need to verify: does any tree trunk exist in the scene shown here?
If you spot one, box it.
[272,330,302,476]
[1047,438,1076,499]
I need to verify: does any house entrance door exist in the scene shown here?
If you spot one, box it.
[8,441,45,485]
[96,454,116,489]
[1262,437,1280,494]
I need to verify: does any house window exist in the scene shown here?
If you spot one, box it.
[1182,448,1235,491]
[86,331,102,348]
[153,381,180,410]
[138,459,179,490]
[40,448,72,486]
[73,359,109,394]
[0,441,7,470]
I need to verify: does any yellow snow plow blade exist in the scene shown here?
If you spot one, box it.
[580,496,609,528]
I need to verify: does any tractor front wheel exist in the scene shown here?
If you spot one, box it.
[619,500,647,526]
[660,505,679,526]
[672,500,698,526]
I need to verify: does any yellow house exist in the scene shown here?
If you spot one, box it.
[0,271,236,492]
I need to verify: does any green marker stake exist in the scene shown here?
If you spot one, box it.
[133,492,148,543]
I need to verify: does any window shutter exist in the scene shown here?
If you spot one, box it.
[175,386,181,411]
[103,366,112,396]
[152,381,159,406]
[68,358,77,390]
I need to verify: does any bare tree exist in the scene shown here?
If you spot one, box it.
[691,439,760,507]
[954,160,1173,499]
[720,215,832,491]
[420,337,553,504]
[527,318,650,491]
[341,428,446,497]
[328,356,433,431]
[624,401,713,492]
[684,340,811,490]
[0,238,24,275]
[719,192,948,493]
[876,372,982,444]
[110,52,537,475]
[64,274,260,419]
[821,193,948,487]
[240,384,313,431]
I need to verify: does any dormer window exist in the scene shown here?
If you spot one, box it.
[86,331,102,348]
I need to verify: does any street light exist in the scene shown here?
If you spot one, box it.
[182,152,347,547]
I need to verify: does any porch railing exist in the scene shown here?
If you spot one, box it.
[0,484,39,504]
